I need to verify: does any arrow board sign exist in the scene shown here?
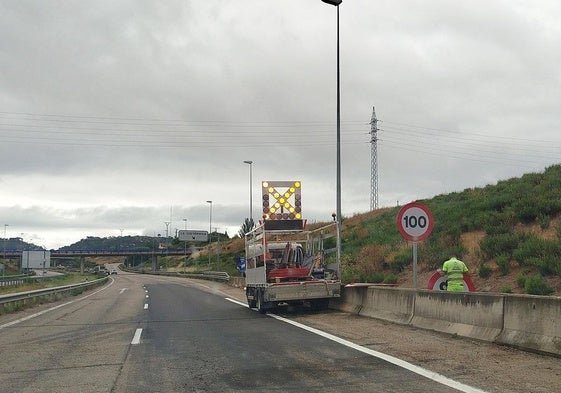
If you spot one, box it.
[178,230,209,242]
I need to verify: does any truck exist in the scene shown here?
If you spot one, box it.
[244,180,341,313]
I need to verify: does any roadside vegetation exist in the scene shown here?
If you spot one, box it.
[338,164,561,295]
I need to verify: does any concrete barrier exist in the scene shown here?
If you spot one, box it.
[360,287,415,325]
[330,285,366,314]
[497,294,561,356]
[334,285,561,356]
[411,290,504,342]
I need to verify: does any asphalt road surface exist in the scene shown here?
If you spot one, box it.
[0,271,487,393]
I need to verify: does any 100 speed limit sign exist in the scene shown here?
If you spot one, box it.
[396,202,434,242]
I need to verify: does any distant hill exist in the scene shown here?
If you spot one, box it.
[58,232,230,252]
[59,235,160,252]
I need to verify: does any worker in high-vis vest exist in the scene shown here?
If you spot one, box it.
[441,256,468,292]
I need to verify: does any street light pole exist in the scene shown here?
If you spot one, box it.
[3,224,8,259]
[243,160,253,226]
[182,218,187,269]
[321,0,342,277]
[206,200,212,269]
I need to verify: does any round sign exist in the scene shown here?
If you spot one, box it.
[396,202,434,241]
[427,271,475,292]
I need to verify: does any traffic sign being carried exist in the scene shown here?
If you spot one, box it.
[427,271,475,292]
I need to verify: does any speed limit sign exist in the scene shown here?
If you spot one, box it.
[396,202,433,241]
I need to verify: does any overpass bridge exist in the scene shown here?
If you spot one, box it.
[2,249,195,258]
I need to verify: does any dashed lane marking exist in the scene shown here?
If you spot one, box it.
[131,328,143,345]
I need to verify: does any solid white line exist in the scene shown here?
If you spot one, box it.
[144,303,149,310]
[0,278,115,330]
[226,298,248,308]
[131,328,142,345]
[224,297,489,393]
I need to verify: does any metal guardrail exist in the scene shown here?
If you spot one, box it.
[0,277,108,305]
[121,267,231,282]
[189,271,230,281]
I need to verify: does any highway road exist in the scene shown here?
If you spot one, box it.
[0,270,488,393]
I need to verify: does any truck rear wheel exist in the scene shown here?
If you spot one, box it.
[256,290,267,314]
[246,288,257,308]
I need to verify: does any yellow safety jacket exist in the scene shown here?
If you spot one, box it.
[442,257,468,291]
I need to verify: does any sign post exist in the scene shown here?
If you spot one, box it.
[396,202,434,289]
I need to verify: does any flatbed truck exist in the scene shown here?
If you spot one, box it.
[244,221,341,313]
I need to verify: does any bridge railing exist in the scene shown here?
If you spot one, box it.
[1,249,196,258]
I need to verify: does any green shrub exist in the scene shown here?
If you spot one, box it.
[390,252,411,272]
[512,235,561,274]
[524,275,554,296]
[341,267,358,284]
[371,272,385,283]
[516,273,527,288]
[538,213,551,230]
[517,204,539,224]
[495,255,510,276]
[501,286,512,293]
[360,272,384,283]
[383,274,398,284]
[483,211,516,235]
[480,232,523,259]
[479,264,492,278]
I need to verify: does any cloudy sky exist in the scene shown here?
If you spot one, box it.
[1,0,561,249]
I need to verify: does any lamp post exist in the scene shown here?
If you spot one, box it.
[21,233,29,274]
[3,224,8,259]
[206,200,212,269]
[321,0,342,277]
[182,218,187,269]
[243,160,253,227]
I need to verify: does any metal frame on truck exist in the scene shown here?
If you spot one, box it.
[244,221,341,313]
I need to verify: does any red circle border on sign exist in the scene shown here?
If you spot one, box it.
[427,271,476,292]
[396,202,434,242]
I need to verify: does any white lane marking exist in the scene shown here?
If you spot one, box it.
[131,328,143,345]
[145,295,149,298]
[224,297,489,393]
[144,303,149,310]
[0,278,115,330]
[227,298,248,308]
[119,288,128,294]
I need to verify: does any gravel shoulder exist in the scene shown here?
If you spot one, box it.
[215,281,561,393]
